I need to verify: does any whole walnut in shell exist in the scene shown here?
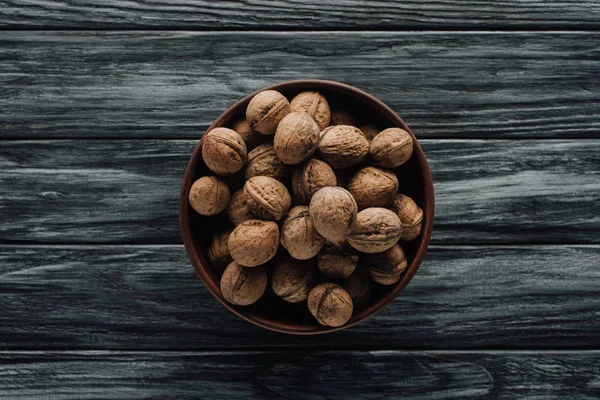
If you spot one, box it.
[208,230,233,271]
[343,268,372,308]
[271,258,316,303]
[245,142,293,183]
[318,125,369,169]
[188,176,230,216]
[317,252,358,279]
[347,166,399,210]
[274,112,320,165]
[227,189,254,226]
[347,208,402,253]
[228,219,279,267]
[308,283,353,327]
[292,159,337,204]
[280,206,325,260]
[390,194,423,241]
[246,90,291,135]
[220,261,267,305]
[309,187,358,247]
[369,127,413,168]
[363,243,407,285]
[330,107,357,126]
[231,118,264,150]
[243,176,291,221]
[358,124,379,141]
[290,91,331,130]
[202,127,247,175]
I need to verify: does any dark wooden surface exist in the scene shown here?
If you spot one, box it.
[2,1,600,398]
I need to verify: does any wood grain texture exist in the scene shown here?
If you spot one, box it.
[1,32,598,139]
[1,350,600,399]
[1,139,598,244]
[2,1,600,29]
[0,244,599,349]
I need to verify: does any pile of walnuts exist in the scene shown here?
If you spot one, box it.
[189,89,423,328]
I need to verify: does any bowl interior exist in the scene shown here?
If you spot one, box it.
[180,80,434,334]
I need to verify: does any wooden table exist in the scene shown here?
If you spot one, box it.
[1,2,599,398]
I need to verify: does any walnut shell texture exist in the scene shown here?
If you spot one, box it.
[309,187,358,247]
[246,90,291,135]
[228,219,279,267]
[274,112,320,165]
[347,208,402,253]
[280,206,325,260]
[244,176,291,221]
[208,230,233,271]
[227,189,255,226]
[290,91,331,130]
[369,127,414,168]
[188,176,230,216]
[364,243,408,285]
[220,261,267,305]
[271,258,316,303]
[318,125,369,169]
[317,252,358,279]
[202,127,248,175]
[343,268,373,308]
[329,107,357,126]
[245,142,293,183]
[358,124,379,141]
[292,159,337,204]
[308,283,353,327]
[347,166,399,210]
[231,118,264,150]
[390,194,424,241]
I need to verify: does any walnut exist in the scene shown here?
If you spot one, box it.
[347,166,399,210]
[358,124,379,141]
[246,90,291,135]
[202,127,247,175]
[188,176,230,216]
[292,159,337,204]
[308,283,353,327]
[318,125,369,169]
[243,176,291,221]
[228,219,279,267]
[271,258,316,303]
[290,91,331,130]
[280,206,325,260]
[227,189,254,226]
[208,230,233,271]
[231,118,264,150]
[309,187,357,247]
[390,194,423,241]
[274,112,320,165]
[343,268,372,308]
[245,142,293,183]
[330,107,357,126]
[317,252,358,279]
[369,127,413,168]
[220,261,267,305]
[364,243,407,285]
[347,208,402,253]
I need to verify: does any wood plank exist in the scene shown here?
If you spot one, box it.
[2,1,600,29]
[0,245,599,349]
[1,139,598,244]
[1,31,598,139]
[1,350,599,399]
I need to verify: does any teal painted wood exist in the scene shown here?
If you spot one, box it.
[0,245,598,349]
[1,1,600,29]
[1,32,598,139]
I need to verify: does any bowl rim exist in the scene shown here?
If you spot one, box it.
[180,79,435,335]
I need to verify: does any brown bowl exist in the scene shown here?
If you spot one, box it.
[180,79,434,335]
